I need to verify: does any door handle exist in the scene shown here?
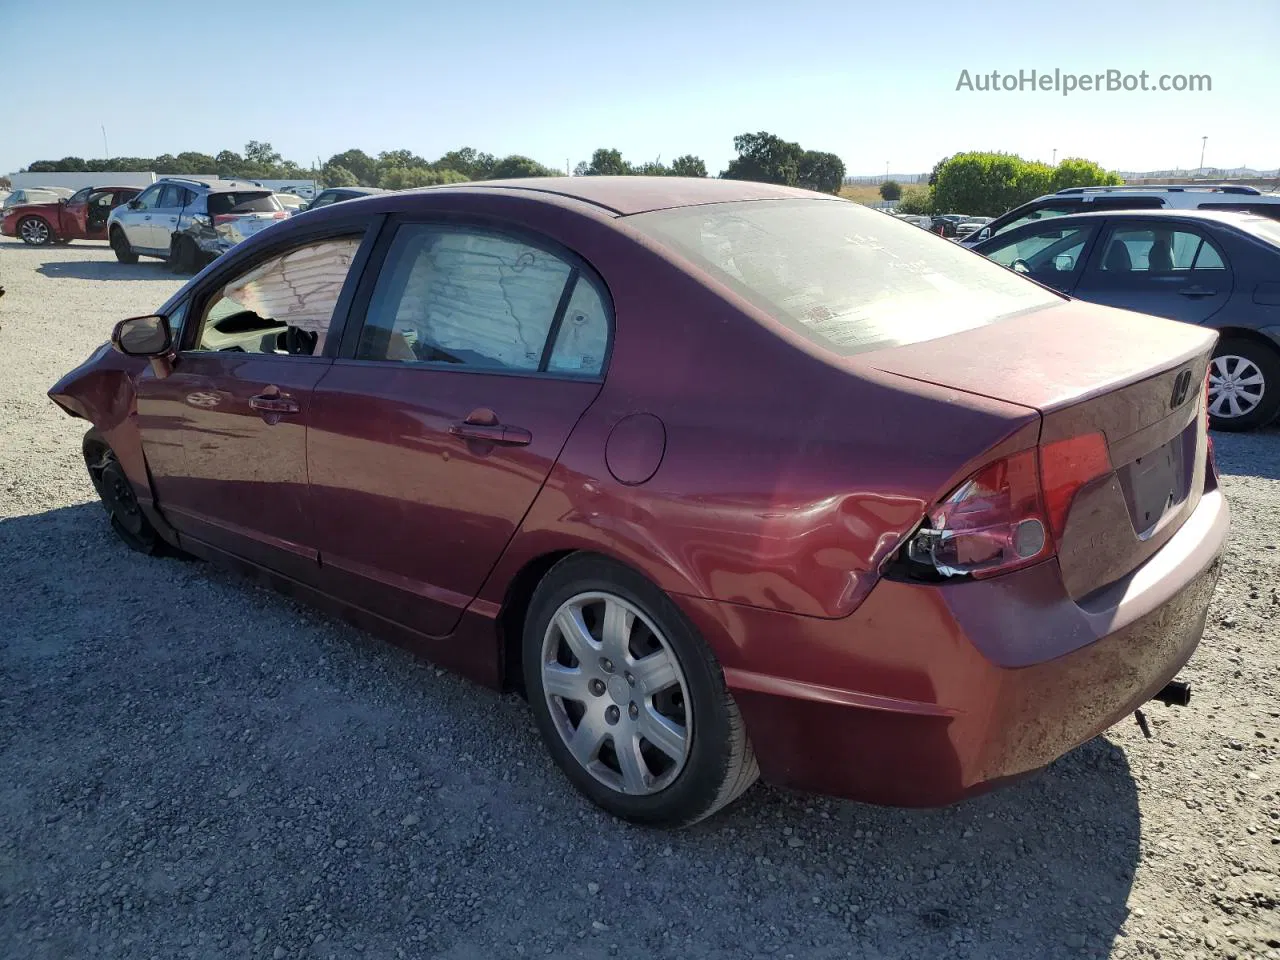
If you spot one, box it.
[449,407,531,446]
[449,422,533,446]
[1178,286,1217,298]
[143,215,152,220]
[249,395,300,414]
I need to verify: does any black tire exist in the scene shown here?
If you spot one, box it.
[83,431,163,554]
[109,227,138,264]
[171,235,199,274]
[523,553,758,827]
[17,216,54,245]
[1208,337,1280,432]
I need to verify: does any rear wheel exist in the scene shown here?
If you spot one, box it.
[523,554,758,827]
[1208,338,1280,431]
[83,432,163,554]
[109,226,138,264]
[17,216,53,245]
[171,235,199,274]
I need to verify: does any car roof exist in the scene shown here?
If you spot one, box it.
[154,177,271,193]
[328,186,384,194]
[1005,208,1273,228]
[399,176,832,217]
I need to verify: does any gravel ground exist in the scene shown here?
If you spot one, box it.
[1,240,1278,960]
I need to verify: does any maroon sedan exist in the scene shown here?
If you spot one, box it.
[3,185,142,245]
[48,177,1229,826]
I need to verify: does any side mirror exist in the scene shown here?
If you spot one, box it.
[1054,254,1076,272]
[128,199,141,210]
[112,314,172,357]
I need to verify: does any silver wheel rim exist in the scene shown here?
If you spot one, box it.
[1208,354,1265,420]
[20,219,49,243]
[540,591,691,796]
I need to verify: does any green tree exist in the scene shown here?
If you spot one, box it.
[632,159,670,176]
[896,185,934,215]
[797,150,845,194]
[488,155,560,179]
[670,154,707,177]
[325,149,379,186]
[323,164,359,187]
[723,131,804,185]
[175,151,217,173]
[244,140,282,168]
[378,166,471,189]
[932,151,1058,216]
[378,149,429,171]
[1050,157,1123,192]
[583,148,629,176]
[879,180,902,201]
[215,150,245,178]
[436,147,496,179]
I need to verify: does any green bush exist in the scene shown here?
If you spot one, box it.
[895,186,933,215]
[879,180,902,201]
[931,151,1121,217]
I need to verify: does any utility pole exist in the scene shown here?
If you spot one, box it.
[885,160,890,181]
[1199,136,1207,176]
[101,124,109,161]
[1051,147,1057,165]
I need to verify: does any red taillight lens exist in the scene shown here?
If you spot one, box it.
[272,211,287,219]
[904,432,1112,580]
[213,214,234,226]
[1039,432,1110,540]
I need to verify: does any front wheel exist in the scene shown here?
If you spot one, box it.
[109,227,138,264]
[84,432,164,554]
[1208,338,1280,431]
[17,216,53,245]
[523,554,758,827]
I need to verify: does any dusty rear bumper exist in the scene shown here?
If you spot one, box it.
[676,487,1228,807]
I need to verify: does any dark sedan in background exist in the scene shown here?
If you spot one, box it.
[974,209,1280,430]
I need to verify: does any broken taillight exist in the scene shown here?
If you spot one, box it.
[902,433,1111,580]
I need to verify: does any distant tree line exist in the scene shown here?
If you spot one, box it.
[892,151,1122,216]
[21,131,849,195]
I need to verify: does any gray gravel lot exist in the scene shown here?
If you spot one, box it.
[1,240,1278,960]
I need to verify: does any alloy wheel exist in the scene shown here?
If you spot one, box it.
[1208,354,1265,421]
[19,218,50,244]
[540,591,692,796]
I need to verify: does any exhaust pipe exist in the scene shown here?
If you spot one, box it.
[1151,680,1191,707]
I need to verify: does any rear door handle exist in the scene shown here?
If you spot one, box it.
[1178,286,1217,298]
[449,422,532,446]
[249,395,300,414]
[449,407,531,446]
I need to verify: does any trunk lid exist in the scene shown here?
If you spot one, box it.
[865,300,1216,599]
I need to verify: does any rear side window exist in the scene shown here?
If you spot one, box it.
[158,185,189,207]
[355,223,608,375]
[629,199,1059,357]
[1099,226,1226,272]
[207,191,278,216]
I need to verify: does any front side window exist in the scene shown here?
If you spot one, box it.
[188,236,363,356]
[991,202,1082,238]
[309,192,337,209]
[133,186,161,210]
[356,224,607,375]
[1099,226,1227,273]
[630,199,1059,357]
[68,187,92,204]
[984,225,1095,280]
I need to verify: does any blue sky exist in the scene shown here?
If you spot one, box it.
[7,0,1276,177]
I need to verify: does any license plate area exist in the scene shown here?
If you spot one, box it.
[1117,421,1195,539]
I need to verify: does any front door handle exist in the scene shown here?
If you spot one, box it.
[450,407,532,446]
[1178,286,1217,298]
[249,394,300,414]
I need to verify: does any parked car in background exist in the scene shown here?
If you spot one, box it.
[2,185,142,245]
[301,186,385,211]
[274,193,306,215]
[973,208,1280,430]
[955,216,993,239]
[108,178,287,271]
[50,177,1225,827]
[2,186,73,211]
[962,184,1280,247]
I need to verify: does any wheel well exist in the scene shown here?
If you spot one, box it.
[1212,327,1280,358]
[498,550,577,696]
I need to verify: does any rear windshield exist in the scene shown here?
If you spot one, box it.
[207,191,279,216]
[628,199,1060,357]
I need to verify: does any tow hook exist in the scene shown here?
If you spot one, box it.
[1134,681,1193,738]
